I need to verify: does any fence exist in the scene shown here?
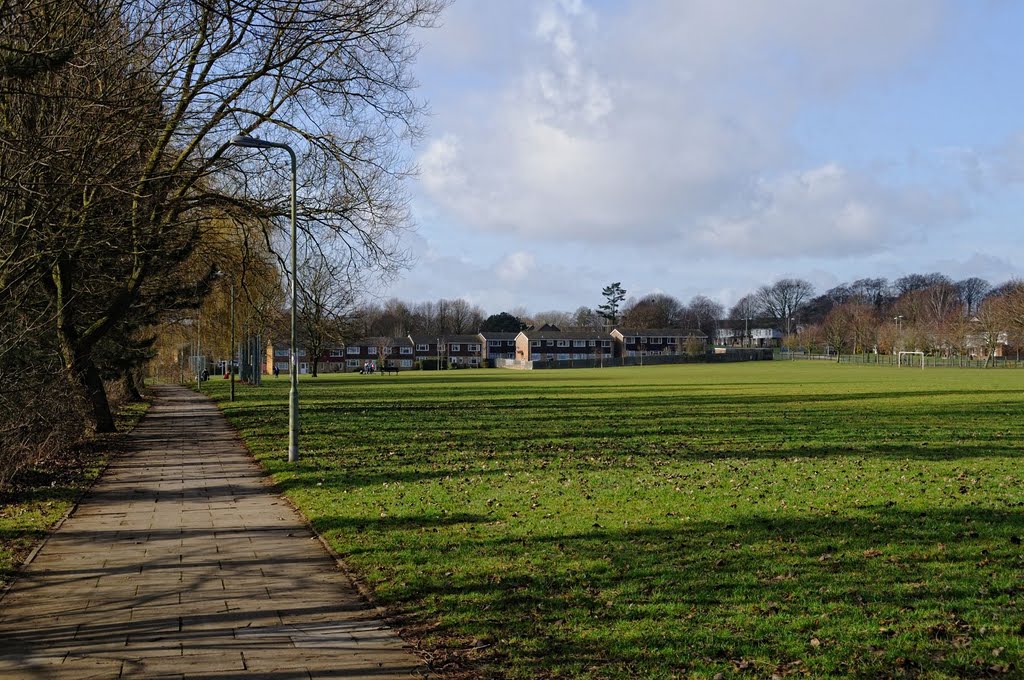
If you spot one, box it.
[493,348,773,370]
[778,350,1024,369]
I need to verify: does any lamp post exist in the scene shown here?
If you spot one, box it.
[228,134,299,463]
[229,279,236,402]
[196,312,202,390]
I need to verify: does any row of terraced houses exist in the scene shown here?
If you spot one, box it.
[263,325,774,374]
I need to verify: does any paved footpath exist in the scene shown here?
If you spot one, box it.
[0,385,427,679]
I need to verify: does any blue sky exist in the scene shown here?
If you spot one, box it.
[378,0,1024,315]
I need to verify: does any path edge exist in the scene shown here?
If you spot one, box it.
[0,397,152,605]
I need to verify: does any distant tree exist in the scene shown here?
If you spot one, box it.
[685,295,724,340]
[800,294,835,326]
[974,295,1006,365]
[850,277,893,310]
[598,282,627,327]
[296,253,357,378]
[956,277,990,315]
[571,306,603,330]
[622,293,683,329]
[728,294,761,346]
[847,303,877,355]
[534,310,574,329]
[448,298,485,334]
[822,306,849,361]
[480,312,526,333]
[894,273,951,296]
[756,279,814,335]
[684,334,705,357]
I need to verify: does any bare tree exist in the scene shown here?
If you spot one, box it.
[622,293,683,329]
[822,307,849,361]
[685,295,724,340]
[1,0,448,431]
[956,277,990,315]
[728,294,761,347]
[756,279,815,335]
[297,253,357,377]
[533,310,574,329]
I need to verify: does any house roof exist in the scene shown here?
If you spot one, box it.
[715,319,782,331]
[348,336,413,347]
[408,334,481,345]
[516,330,610,341]
[476,331,519,340]
[612,328,708,339]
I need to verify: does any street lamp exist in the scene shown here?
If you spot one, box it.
[214,271,235,402]
[228,134,299,463]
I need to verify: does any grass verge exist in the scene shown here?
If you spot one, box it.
[210,363,1024,678]
[0,398,151,588]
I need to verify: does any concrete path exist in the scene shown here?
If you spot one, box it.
[0,385,427,679]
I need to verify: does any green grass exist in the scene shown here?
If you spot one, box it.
[209,363,1024,678]
[0,400,150,588]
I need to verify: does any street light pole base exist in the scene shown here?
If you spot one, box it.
[288,446,299,463]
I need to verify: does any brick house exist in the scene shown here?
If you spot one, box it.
[441,334,484,366]
[408,335,438,364]
[341,336,415,370]
[610,328,707,357]
[407,335,484,367]
[477,331,518,361]
[514,330,614,362]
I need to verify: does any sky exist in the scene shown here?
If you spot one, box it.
[377,0,1024,315]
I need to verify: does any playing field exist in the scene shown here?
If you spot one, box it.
[210,362,1024,678]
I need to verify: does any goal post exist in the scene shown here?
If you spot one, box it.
[897,351,925,368]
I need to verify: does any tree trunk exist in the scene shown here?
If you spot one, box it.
[311,359,319,377]
[123,369,143,402]
[69,359,116,433]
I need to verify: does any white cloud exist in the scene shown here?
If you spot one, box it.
[496,251,536,282]
[417,0,952,255]
[692,163,968,257]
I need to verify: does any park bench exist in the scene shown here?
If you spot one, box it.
[377,366,399,375]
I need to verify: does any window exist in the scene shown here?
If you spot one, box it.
[330,348,344,357]
[368,347,377,355]
[275,348,289,357]
[400,346,413,355]
[450,344,461,352]
[602,340,612,348]
[346,359,361,368]
[627,337,637,344]
[546,340,554,347]
[347,346,360,354]
[400,359,413,368]
[531,353,540,361]
[417,344,429,352]
[573,340,585,347]
[588,340,596,347]
[489,340,501,347]
[507,340,515,346]
[557,339,569,347]
[469,344,480,352]
[531,340,540,347]
[469,357,479,364]
[557,353,570,360]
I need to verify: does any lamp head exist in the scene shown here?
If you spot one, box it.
[229,134,274,149]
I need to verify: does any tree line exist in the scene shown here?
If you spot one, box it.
[0,0,446,484]
[310,272,1023,365]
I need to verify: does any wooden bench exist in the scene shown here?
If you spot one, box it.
[377,366,399,375]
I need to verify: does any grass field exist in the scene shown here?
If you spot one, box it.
[209,362,1024,678]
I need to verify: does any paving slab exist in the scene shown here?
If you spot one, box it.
[0,385,428,679]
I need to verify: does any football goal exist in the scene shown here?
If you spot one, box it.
[897,351,925,368]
